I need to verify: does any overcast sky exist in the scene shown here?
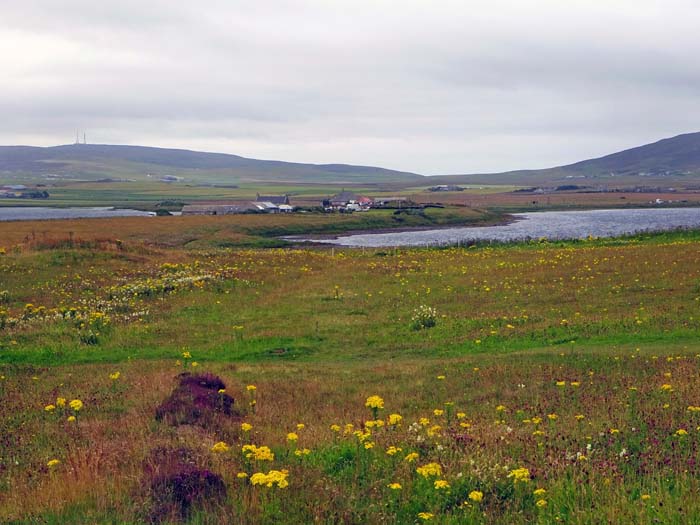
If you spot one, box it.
[2,0,699,174]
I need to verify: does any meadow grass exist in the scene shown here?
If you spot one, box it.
[1,226,700,523]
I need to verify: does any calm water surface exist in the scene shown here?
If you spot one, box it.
[301,207,700,247]
[0,207,154,221]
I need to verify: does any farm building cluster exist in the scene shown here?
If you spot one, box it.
[322,191,409,211]
[0,185,49,199]
[182,195,293,216]
[182,192,411,216]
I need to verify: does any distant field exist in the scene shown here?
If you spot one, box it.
[2,228,700,523]
[4,179,700,214]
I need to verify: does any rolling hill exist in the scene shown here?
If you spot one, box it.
[0,144,424,185]
[3,132,700,189]
[435,131,700,186]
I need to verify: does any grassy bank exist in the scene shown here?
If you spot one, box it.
[0,206,502,249]
[1,230,700,523]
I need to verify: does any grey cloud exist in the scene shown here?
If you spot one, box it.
[1,0,700,173]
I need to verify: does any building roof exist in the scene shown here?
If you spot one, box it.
[254,202,279,210]
[330,191,360,203]
[181,204,256,214]
[256,194,289,204]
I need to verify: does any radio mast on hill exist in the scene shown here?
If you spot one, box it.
[74,130,88,145]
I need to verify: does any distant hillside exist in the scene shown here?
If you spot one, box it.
[434,132,700,186]
[4,133,700,189]
[0,144,424,185]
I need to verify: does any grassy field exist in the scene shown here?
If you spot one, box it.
[4,177,700,213]
[2,221,700,523]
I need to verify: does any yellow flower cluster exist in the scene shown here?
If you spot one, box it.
[416,462,442,478]
[250,469,289,488]
[388,413,403,425]
[365,395,384,409]
[211,441,230,453]
[508,467,531,484]
[469,490,483,502]
[242,444,274,461]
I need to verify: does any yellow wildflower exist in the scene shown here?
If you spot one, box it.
[507,467,530,484]
[387,482,402,490]
[469,490,483,502]
[388,413,403,425]
[416,462,442,478]
[44,404,56,412]
[417,512,434,521]
[56,397,66,408]
[246,384,257,391]
[330,424,341,432]
[236,472,248,479]
[109,372,120,380]
[427,425,442,437]
[533,488,547,496]
[211,441,230,453]
[242,444,274,461]
[404,452,419,462]
[287,432,299,442]
[47,459,60,468]
[69,399,83,411]
[250,469,289,488]
[434,479,450,490]
[241,422,253,432]
[365,395,384,409]
[536,499,547,508]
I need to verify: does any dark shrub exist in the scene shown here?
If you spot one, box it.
[144,447,227,523]
[155,373,238,427]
